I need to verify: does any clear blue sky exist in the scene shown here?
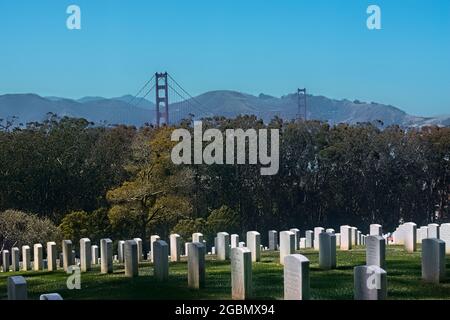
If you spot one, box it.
[1,0,449,116]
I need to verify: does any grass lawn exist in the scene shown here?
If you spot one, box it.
[1,245,449,300]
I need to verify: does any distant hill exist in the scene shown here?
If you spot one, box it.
[1,91,448,127]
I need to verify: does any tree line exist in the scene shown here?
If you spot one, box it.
[0,114,448,250]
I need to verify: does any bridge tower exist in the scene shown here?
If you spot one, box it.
[155,72,169,126]
[297,88,307,121]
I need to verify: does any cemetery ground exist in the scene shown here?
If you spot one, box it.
[1,246,449,300]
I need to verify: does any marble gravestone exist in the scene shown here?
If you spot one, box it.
[440,223,450,255]
[290,228,300,250]
[422,238,446,283]
[284,254,310,300]
[8,276,28,300]
[326,228,335,234]
[125,240,139,277]
[22,246,31,271]
[305,230,314,249]
[150,235,160,262]
[11,247,20,272]
[299,238,306,249]
[192,233,204,243]
[279,231,295,265]
[231,234,239,249]
[40,293,63,300]
[231,247,252,300]
[247,231,261,262]
[427,223,440,239]
[417,226,428,244]
[366,235,386,269]
[100,238,113,274]
[188,242,206,289]
[370,224,382,236]
[170,234,182,262]
[118,240,125,263]
[46,242,57,272]
[335,233,341,247]
[91,245,99,265]
[62,240,73,272]
[268,230,278,251]
[33,244,43,271]
[80,238,91,272]
[153,240,169,281]
[350,227,357,247]
[319,233,336,270]
[2,250,10,272]
[354,265,387,300]
[314,227,325,251]
[340,225,352,251]
[217,232,230,261]
[133,238,143,262]
[403,222,417,253]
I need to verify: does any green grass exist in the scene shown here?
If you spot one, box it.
[1,246,450,300]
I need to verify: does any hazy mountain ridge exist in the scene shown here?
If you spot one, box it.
[1,91,448,127]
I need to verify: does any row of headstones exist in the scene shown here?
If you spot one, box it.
[391,222,450,254]
[3,229,446,300]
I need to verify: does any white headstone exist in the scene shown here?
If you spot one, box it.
[62,240,72,272]
[46,242,57,271]
[33,244,43,271]
[350,227,357,246]
[314,227,325,251]
[403,222,417,253]
[217,232,230,261]
[422,238,445,283]
[440,223,450,255]
[11,247,20,272]
[40,293,63,300]
[118,240,125,263]
[231,234,240,249]
[100,238,113,274]
[290,228,300,250]
[246,231,261,262]
[326,228,335,234]
[91,245,99,265]
[366,235,386,269]
[319,233,336,269]
[133,238,143,262]
[2,250,10,272]
[170,234,182,262]
[279,231,295,265]
[238,242,245,248]
[340,225,352,251]
[335,233,341,247]
[192,233,204,243]
[428,223,440,239]
[284,254,310,300]
[370,224,382,236]
[150,235,160,262]
[354,265,387,300]
[188,242,206,289]
[268,230,278,251]
[22,246,31,271]
[299,238,306,249]
[231,247,252,300]
[7,276,27,300]
[153,240,169,281]
[80,238,91,272]
[125,240,139,277]
[305,230,314,249]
